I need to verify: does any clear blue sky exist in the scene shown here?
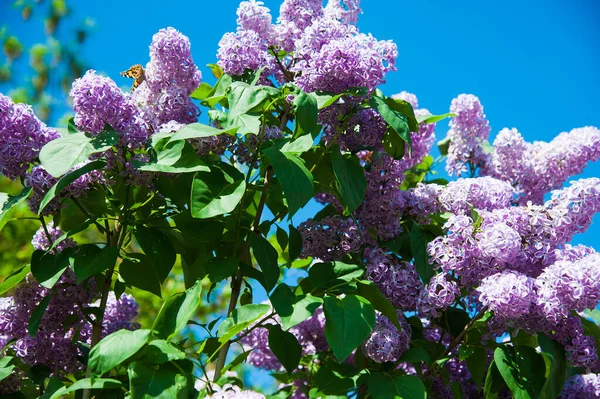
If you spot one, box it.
[2,0,599,244]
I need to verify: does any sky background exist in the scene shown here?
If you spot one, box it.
[4,0,599,243]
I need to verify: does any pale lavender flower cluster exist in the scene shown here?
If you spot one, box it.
[323,0,361,24]
[561,373,600,399]
[298,216,363,261]
[217,30,275,78]
[365,247,422,311]
[477,271,536,319]
[0,225,139,375]
[237,0,273,38]
[275,0,324,51]
[209,384,266,399]
[362,311,410,363]
[31,220,75,253]
[484,126,600,204]
[133,27,201,130]
[445,94,491,176]
[240,309,326,371]
[0,94,59,179]
[417,273,460,317]
[71,70,150,149]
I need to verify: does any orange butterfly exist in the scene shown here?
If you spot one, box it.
[120,64,145,92]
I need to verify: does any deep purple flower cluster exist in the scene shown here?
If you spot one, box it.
[365,247,422,311]
[445,94,491,176]
[71,70,150,149]
[0,225,139,375]
[240,309,327,371]
[484,126,600,204]
[298,216,363,261]
[133,27,201,130]
[362,311,410,363]
[0,94,59,179]
[561,373,600,398]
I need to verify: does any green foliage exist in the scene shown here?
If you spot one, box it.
[88,329,152,377]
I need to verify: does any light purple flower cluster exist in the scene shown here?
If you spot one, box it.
[0,225,139,375]
[298,216,363,261]
[240,309,327,371]
[365,247,422,311]
[209,384,266,399]
[0,94,59,179]
[362,311,410,363]
[417,273,460,317]
[217,30,275,78]
[31,220,75,253]
[323,0,361,25]
[445,94,491,176]
[561,373,600,399]
[133,27,201,130]
[484,126,600,204]
[477,271,536,319]
[70,70,150,149]
[275,0,324,51]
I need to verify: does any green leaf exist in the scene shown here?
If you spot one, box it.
[323,295,375,362]
[292,89,318,137]
[0,264,30,295]
[136,142,210,174]
[367,373,426,399]
[153,280,203,340]
[484,360,505,399]
[203,256,238,283]
[331,146,366,212]
[314,360,360,395]
[310,87,369,109]
[128,361,191,399]
[190,82,214,101]
[249,233,280,292]
[120,254,162,298]
[263,146,314,217]
[416,112,455,124]
[356,280,400,330]
[73,245,118,281]
[460,345,487,388]
[440,307,470,338]
[30,248,72,289]
[28,293,52,337]
[494,345,547,399]
[270,283,323,330]
[40,129,118,177]
[309,262,364,290]
[143,340,186,365]
[288,225,302,262]
[217,304,271,344]
[88,329,152,377]
[191,165,246,219]
[382,128,407,160]
[39,159,107,213]
[0,186,32,231]
[537,335,567,399]
[224,82,277,135]
[167,122,237,143]
[410,223,435,284]
[267,324,302,374]
[135,226,176,283]
[371,90,412,158]
[280,134,314,154]
[437,137,451,156]
[0,357,15,382]
[48,378,122,399]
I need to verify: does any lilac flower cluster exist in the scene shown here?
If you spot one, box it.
[417,273,460,317]
[477,271,536,319]
[362,311,410,363]
[445,94,491,176]
[240,309,327,371]
[0,225,139,375]
[561,373,600,398]
[298,216,363,261]
[133,27,202,130]
[209,384,266,399]
[365,247,422,311]
[0,94,59,179]
[484,126,600,204]
[70,70,150,149]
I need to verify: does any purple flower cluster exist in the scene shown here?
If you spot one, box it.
[484,126,600,204]
[70,70,150,149]
[0,225,139,375]
[240,309,327,371]
[445,94,491,176]
[133,27,201,130]
[362,311,410,363]
[323,0,361,25]
[417,273,460,317]
[477,271,536,319]
[365,247,422,311]
[561,373,600,399]
[217,30,275,78]
[298,216,363,261]
[0,94,59,179]
[209,384,266,399]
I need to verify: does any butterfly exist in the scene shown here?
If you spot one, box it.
[120,64,145,92]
